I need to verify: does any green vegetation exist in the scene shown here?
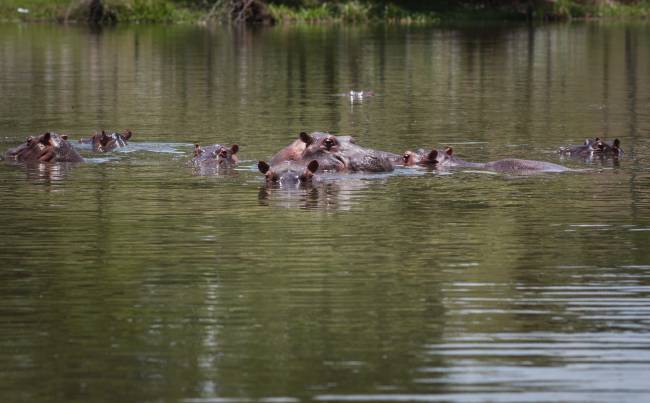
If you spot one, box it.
[0,0,202,23]
[1,0,649,24]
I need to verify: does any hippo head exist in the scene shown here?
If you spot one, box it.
[300,132,343,154]
[258,160,319,186]
[590,138,622,156]
[298,132,351,171]
[402,148,438,166]
[194,144,239,167]
[5,132,84,163]
[402,148,447,166]
[89,129,133,152]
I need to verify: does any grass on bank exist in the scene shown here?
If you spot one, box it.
[269,1,650,23]
[1,0,649,24]
[0,0,202,23]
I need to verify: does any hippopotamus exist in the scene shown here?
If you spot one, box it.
[558,137,622,158]
[258,159,320,186]
[189,143,239,174]
[4,132,84,163]
[299,132,400,173]
[79,129,133,152]
[403,146,569,173]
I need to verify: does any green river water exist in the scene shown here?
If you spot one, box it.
[1,21,649,402]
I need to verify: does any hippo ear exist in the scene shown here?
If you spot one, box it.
[427,149,438,162]
[307,160,319,173]
[61,134,68,141]
[230,144,239,154]
[299,132,314,145]
[613,139,620,148]
[258,161,270,174]
[194,144,202,157]
[123,130,133,140]
[40,132,52,145]
[444,146,453,156]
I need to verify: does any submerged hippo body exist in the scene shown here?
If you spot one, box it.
[300,132,399,173]
[80,130,133,152]
[5,132,84,163]
[258,160,320,187]
[558,137,622,159]
[190,143,239,174]
[404,147,569,174]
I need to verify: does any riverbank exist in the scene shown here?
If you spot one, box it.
[1,0,649,24]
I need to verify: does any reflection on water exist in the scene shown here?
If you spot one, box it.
[1,21,650,403]
[258,176,385,210]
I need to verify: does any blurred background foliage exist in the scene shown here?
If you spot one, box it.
[1,0,649,24]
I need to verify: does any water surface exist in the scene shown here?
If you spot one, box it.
[1,21,650,402]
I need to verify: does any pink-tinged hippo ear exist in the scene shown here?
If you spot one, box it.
[123,129,133,140]
[258,161,270,174]
[230,144,239,154]
[194,144,203,157]
[427,149,438,162]
[307,160,319,173]
[444,146,453,156]
[299,132,314,145]
[40,132,52,145]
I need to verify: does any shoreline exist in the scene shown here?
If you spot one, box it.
[1,1,649,25]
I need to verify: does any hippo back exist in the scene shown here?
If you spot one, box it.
[485,159,569,173]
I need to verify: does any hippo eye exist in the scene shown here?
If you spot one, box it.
[324,138,335,148]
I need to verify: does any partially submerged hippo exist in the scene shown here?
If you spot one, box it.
[404,147,569,174]
[189,143,239,174]
[4,132,84,163]
[79,129,133,152]
[299,132,400,173]
[558,137,622,158]
[258,160,319,186]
